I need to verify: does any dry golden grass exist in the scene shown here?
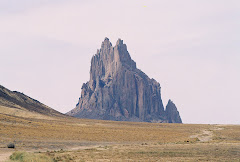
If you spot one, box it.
[0,106,55,120]
[0,113,208,146]
[212,125,240,143]
[0,112,239,161]
[46,143,240,162]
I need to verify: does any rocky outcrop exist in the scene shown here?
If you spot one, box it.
[67,38,182,123]
[165,100,182,123]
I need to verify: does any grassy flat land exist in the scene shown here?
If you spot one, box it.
[0,112,239,161]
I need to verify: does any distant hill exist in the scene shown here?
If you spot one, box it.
[67,38,182,123]
[0,85,65,119]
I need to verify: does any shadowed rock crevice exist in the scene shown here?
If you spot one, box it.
[67,38,182,123]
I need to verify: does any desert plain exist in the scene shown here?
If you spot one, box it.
[0,108,239,161]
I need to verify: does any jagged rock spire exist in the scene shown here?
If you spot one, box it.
[67,38,182,123]
[90,38,136,81]
[166,100,182,123]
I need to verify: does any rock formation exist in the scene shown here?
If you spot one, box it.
[67,38,182,123]
[165,100,182,123]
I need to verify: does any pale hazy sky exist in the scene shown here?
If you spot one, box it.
[0,0,239,124]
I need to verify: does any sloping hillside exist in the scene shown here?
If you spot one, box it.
[0,85,64,118]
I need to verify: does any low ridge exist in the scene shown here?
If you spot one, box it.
[0,85,64,117]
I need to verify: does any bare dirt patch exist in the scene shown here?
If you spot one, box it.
[0,149,14,162]
[190,126,225,142]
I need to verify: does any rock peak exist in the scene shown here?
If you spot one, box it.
[166,100,182,123]
[168,99,173,104]
[116,38,123,46]
[104,37,109,41]
[91,37,136,81]
[67,38,182,123]
[101,37,112,49]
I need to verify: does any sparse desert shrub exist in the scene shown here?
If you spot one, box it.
[141,143,148,145]
[59,149,65,153]
[183,137,200,144]
[10,151,53,162]
[7,143,15,149]
[10,152,26,161]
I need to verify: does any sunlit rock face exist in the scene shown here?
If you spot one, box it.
[67,38,182,123]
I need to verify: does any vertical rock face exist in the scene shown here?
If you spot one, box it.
[67,38,182,123]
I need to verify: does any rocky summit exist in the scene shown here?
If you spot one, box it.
[67,38,182,123]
